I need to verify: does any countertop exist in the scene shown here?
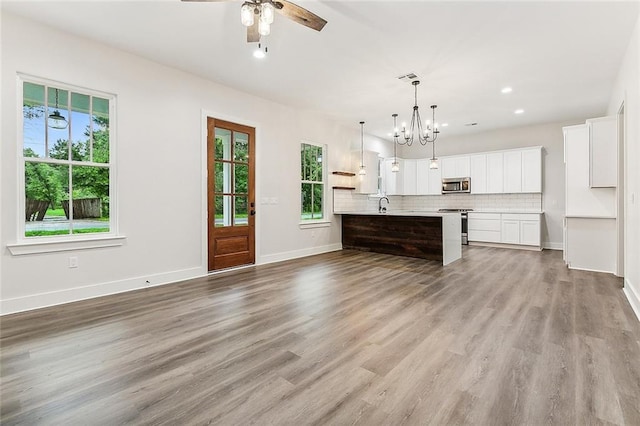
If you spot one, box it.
[333,211,461,217]
[334,210,543,216]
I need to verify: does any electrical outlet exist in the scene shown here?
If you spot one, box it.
[69,256,78,268]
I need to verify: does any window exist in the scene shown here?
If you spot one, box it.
[300,142,325,221]
[21,77,114,239]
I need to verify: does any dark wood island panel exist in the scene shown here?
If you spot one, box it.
[342,214,443,261]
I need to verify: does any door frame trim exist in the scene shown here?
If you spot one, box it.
[200,109,262,271]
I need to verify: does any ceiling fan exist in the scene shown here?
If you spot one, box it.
[182,0,327,43]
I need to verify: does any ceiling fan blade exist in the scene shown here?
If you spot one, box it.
[276,0,327,32]
[247,21,260,43]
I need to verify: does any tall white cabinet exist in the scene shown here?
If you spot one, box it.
[563,122,617,273]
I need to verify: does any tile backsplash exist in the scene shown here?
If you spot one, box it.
[333,190,542,213]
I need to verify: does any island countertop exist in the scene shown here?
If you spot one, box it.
[339,212,462,265]
[334,210,461,217]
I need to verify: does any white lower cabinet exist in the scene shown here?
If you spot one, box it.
[501,219,520,244]
[468,213,501,243]
[520,220,541,246]
[501,213,541,247]
[469,212,541,248]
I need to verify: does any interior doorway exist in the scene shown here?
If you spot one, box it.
[207,117,256,271]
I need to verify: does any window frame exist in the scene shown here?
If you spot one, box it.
[11,74,121,253]
[299,141,328,225]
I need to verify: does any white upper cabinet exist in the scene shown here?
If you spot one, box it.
[383,158,403,195]
[428,166,442,195]
[564,125,616,217]
[486,152,504,193]
[503,151,522,193]
[403,159,417,195]
[470,154,487,194]
[416,159,442,195]
[441,156,470,178]
[352,150,380,194]
[503,148,542,193]
[386,146,541,196]
[521,147,542,193]
[587,116,617,188]
[416,159,430,195]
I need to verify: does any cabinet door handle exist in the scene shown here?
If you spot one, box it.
[250,210,256,216]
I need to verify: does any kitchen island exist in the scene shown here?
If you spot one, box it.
[337,211,462,265]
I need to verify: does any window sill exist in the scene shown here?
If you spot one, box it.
[7,235,127,256]
[299,221,331,229]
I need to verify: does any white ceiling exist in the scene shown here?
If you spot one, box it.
[3,1,639,140]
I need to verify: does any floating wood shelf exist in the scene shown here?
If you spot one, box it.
[332,171,356,177]
[332,186,356,190]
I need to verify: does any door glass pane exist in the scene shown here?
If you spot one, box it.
[71,165,110,234]
[234,164,248,194]
[92,97,110,164]
[234,196,248,226]
[214,162,232,193]
[215,195,232,227]
[25,163,70,237]
[234,132,248,162]
[23,82,46,158]
[215,128,232,161]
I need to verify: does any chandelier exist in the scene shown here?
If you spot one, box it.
[392,80,440,171]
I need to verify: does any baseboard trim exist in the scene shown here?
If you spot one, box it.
[543,241,563,250]
[258,243,343,266]
[567,265,616,274]
[623,278,640,323]
[0,266,206,316]
[468,241,541,251]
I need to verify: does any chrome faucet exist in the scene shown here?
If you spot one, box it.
[378,196,389,213]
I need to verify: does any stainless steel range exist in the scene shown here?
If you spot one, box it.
[438,208,473,245]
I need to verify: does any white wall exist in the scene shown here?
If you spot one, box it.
[608,11,640,320]
[398,120,583,249]
[0,13,387,313]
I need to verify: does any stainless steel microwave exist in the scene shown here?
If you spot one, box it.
[442,177,471,194]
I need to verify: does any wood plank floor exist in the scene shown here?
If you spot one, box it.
[2,247,640,425]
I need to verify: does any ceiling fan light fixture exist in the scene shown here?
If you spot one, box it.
[258,19,271,36]
[261,2,275,24]
[241,3,254,26]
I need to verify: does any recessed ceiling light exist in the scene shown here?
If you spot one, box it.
[514,109,524,114]
[501,87,513,94]
[387,133,392,137]
[441,123,449,127]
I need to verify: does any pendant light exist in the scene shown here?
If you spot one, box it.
[47,89,68,130]
[358,121,366,175]
[391,114,400,172]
